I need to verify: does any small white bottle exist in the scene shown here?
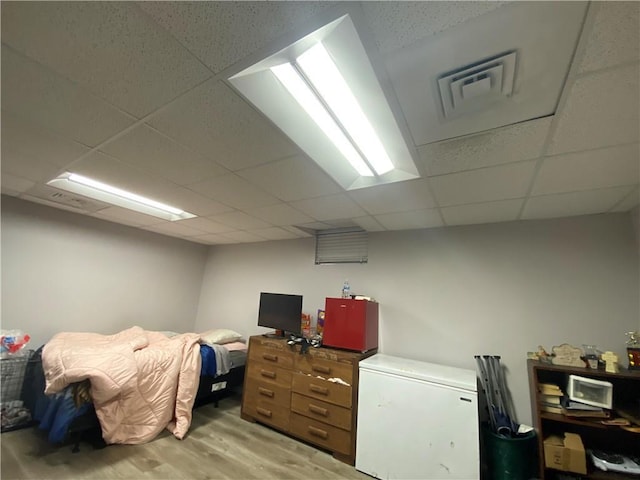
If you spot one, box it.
[342,279,350,299]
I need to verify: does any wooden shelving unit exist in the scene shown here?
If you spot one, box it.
[527,359,640,479]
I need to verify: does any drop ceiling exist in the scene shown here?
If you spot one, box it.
[1,1,638,245]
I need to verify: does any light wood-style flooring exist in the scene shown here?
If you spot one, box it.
[0,393,372,480]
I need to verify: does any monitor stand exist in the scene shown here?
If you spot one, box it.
[263,330,286,339]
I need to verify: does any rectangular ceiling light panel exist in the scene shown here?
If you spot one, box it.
[228,13,419,190]
[270,62,374,177]
[47,172,196,221]
[296,43,394,176]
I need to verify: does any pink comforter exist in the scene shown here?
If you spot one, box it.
[42,326,201,444]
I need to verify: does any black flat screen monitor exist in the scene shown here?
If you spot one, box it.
[257,292,303,336]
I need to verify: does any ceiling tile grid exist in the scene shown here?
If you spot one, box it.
[441,199,524,227]
[419,117,552,176]
[1,45,136,147]
[1,1,213,118]
[137,1,335,74]
[99,124,230,186]
[1,1,638,245]
[146,79,300,172]
[576,1,640,74]
[522,185,636,220]
[548,62,640,156]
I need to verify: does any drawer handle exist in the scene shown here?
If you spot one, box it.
[308,404,328,417]
[256,407,272,418]
[258,387,274,398]
[310,384,329,396]
[260,369,276,379]
[308,425,328,439]
[312,365,331,375]
[262,353,278,362]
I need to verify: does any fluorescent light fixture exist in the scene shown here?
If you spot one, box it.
[296,43,394,175]
[228,12,419,190]
[270,63,374,177]
[47,172,196,221]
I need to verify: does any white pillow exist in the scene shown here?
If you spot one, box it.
[199,328,243,345]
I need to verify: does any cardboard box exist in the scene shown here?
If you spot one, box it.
[543,433,587,475]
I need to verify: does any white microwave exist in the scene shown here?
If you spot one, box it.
[567,375,613,409]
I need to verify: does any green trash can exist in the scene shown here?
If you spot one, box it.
[482,424,537,480]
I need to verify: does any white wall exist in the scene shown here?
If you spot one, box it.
[196,213,639,426]
[2,194,637,427]
[1,196,208,348]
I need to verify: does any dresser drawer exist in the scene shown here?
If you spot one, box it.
[247,362,292,389]
[249,339,294,369]
[290,412,351,455]
[291,392,351,430]
[295,354,353,385]
[244,378,291,409]
[292,373,352,408]
[243,397,290,431]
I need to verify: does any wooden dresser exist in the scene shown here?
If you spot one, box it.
[241,335,376,465]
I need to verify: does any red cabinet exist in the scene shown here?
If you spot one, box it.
[322,298,378,353]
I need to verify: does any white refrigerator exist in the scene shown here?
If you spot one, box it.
[356,354,479,480]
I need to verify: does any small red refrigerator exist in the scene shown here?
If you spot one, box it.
[323,298,378,352]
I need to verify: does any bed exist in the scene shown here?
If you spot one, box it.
[26,326,246,450]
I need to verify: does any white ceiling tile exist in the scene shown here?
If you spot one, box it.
[148,80,299,171]
[549,63,640,155]
[1,111,91,168]
[419,117,551,176]
[244,203,314,226]
[188,173,280,210]
[1,173,36,194]
[2,188,19,197]
[206,211,272,230]
[221,230,269,243]
[430,161,537,207]
[611,186,639,212]
[363,1,507,54]
[442,199,524,226]
[100,124,228,186]
[1,2,212,118]
[92,206,163,227]
[1,46,135,147]
[577,2,640,74]
[384,2,587,146]
[297,222,334,231]
[374,209,443,231]
[248,227,300,241]
[352,216,386,232]
[348,178,436,215]
[155,188,234,218]
[322,219,361,229]
[522,186,635,219]
[138,2,333,73]
[533,143,640,195]
[191,233,237,245]
[173,217,235,234]
[143,222,208,238]
[1,144,63,183]
[237,155,341,202]
[290,194,368,221]
[282,225,314,238]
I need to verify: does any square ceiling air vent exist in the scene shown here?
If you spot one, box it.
[437,50,517,120]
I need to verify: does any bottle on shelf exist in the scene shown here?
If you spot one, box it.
[342,279,351,299]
